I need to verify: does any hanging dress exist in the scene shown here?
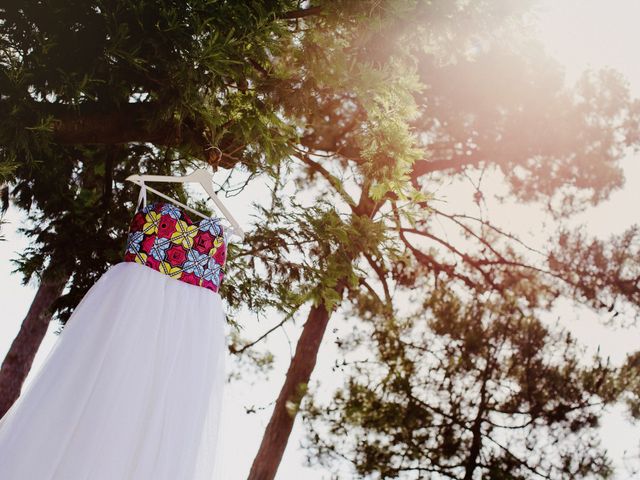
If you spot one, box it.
[0,183,230,480]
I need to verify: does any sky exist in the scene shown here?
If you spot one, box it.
[1,1,640,479]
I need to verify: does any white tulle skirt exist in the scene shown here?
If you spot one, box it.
[0,261,227,480]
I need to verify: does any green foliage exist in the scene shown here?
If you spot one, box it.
[224,187,391,329]
[0,1,307,323]
[618,351,640,420]
[8,143,200,323]
[0,0,300,171]
[1,1,640,476]
[548,225,640,314]
[302,285,622,479]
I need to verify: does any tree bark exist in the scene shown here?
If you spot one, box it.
[463,362,491,480]
[247,192,376,480]
[0,262,69,418]
[277,6,322,20]
[0,101,243,168]
[247,280,347,480]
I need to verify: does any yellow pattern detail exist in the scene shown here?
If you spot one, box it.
[170,220,198,248]
[143,211,161,235]
[134,252,148,264]
[209,236,224,256]
[159,261,182,279]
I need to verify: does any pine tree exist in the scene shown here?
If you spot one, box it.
[302,284,624,479]
[1,1,639,478]
[0,0,302,414]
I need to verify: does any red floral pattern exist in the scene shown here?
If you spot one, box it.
[123,201,227,293]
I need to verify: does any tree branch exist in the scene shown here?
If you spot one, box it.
[229,308,298,355]
[400,227,502,292]
[363,252,392,304]
[484,436,553,479]
[411,153,485,180]
[277,6,322,20]
[296,150,358,209]
[4,100,244,168]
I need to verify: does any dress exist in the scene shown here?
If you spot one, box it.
[0,183,230,479]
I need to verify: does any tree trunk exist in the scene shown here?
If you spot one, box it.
[0,262,69,418]
[463,363,491,480]
[247,281,347,480]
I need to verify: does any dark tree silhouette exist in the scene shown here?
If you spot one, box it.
[1,2,639,478]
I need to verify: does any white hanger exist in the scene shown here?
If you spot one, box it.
[125,167,245,243]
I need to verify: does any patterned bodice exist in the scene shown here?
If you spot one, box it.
[122,201,228,293]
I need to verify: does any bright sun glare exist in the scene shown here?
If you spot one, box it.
[535,0,640,93]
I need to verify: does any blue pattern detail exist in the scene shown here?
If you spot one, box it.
[149,237,172,261]
[126,231,144,253]
[183,249,209,277]
[198,217,223,236]
[142,203,155,214]
[203,260,222,286]
[160,203,182,219]
[126,200,227,293]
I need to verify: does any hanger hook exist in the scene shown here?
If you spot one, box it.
[204,145,222,170]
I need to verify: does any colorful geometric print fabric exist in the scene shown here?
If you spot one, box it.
[123,201,227,293]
